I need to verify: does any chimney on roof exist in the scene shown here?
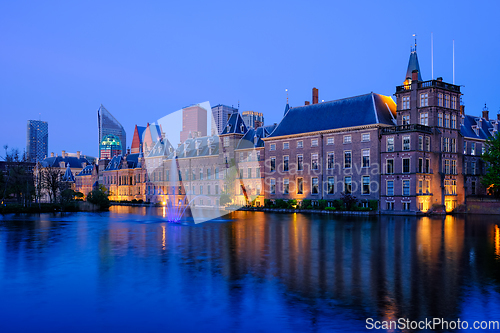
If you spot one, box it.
[77,151,81,159]
[437,77,443,82]
[126,147,130,155]
[305,101,310,106]
[483,110,489,121]
[312,87,319,104]
[50,152,54,157]
[497,113,500,122]
[62,150,66,157]
[412,70,419,82]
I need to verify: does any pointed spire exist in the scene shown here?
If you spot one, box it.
[284,89,290,116]
[405,34,423,82]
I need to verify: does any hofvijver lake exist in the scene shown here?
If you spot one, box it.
[1,208,499,332]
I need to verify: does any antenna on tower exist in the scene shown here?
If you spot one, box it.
[413,34,417,52]
[286,88,288,104]
[453,39,455,85]
[431,32,434,80]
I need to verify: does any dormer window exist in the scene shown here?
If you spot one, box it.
[227,124,231,132]
[240,124,245,132]
[254,135,258,145]
[195,140,201,150]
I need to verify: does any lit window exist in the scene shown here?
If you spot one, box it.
[403,136,410,151]
[420,112,428,126]
[344,176,352,194]
[327,152,334,169]
[387,180,394,196]
[344,151,352,168]
[402,96,410,109]
[420,93,428,107]
[362,149,370,167]
[403,180,410,196]
[283,156,289,172]
[297,155,303,171]
[311,177,319,194]
[387,137,394,152]
[327,177,335,194]
[311,154,319,170]
[362,176,370,194]
[297,178,303,194]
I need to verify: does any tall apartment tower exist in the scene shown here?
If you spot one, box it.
[180,105,207,142]
[211,104,239,135]
[380,43,463,213]
[242,111,264,129]
[98,104,126,159]
[26,120,48,162]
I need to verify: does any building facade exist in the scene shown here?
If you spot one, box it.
[211,104,238,135]
[26,120,48,163]
[98,104,126,159]
[242,111,264,129]
[180,105,207,142]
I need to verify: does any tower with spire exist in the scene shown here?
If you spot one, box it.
[380,36,464,214]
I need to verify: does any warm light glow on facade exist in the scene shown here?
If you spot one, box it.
[495,225,500,258]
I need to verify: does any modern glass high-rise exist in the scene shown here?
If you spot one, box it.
[98,104,126,159]
[26,120,48,162]
[242,111,264,128]
[211,104,238,135]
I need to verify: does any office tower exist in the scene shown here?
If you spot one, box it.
[242,111,264,129]
[211,104,238,135]
[26,120,48,162]
[98,104,126,159]
[180,105,207,142]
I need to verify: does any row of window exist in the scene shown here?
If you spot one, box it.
[401,93,457,110]
[268,133,371,151]
[269,176,373,195]
[239,167,261,179]
[269,150,371,172]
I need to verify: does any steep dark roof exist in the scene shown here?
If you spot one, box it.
[406,51,423,81]
[461,115,497,140]
[147,138,174,158]
[237,126,270,149]
[62,165,75,182]
[105,153,141,171]
[77,164,94,176]
[41,155,90,168]
[170,135,219,159]
[221,113,247,135]
[268,93,397,138]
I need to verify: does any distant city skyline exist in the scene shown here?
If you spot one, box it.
[1,1,499,157]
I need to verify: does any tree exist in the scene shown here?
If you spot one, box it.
[1,146,35,206]
[481,132,500,196]
[341,192,358,210]
[87,184,110,210]
[42,166,63,203]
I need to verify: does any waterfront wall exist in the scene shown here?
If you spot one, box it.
[466,197,500,215]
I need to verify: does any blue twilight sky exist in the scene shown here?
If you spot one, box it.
[1,0,499,158]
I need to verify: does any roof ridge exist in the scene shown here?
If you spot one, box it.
[290,92,375,109]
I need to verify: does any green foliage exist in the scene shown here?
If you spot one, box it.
[275,199,288,209]
[287,199,297,209]
[368,200,378,211]
[86,185,110,210]
[482,132,500,196]
[341,192,358,210]
[301,199,311,209]
[325,207,336,211]
[332,199,344,210]
[264,199,274,208]
[318,199,327,209]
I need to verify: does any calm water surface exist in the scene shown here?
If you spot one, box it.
[1,208,500,332]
